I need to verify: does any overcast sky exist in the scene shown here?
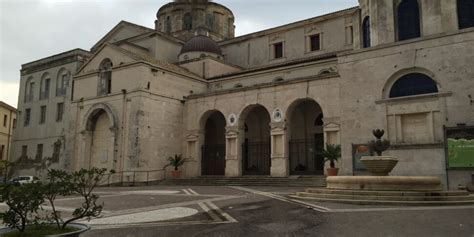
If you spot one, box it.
[0,0,358,107]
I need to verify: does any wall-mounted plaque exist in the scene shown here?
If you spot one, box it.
[273,108,283,122]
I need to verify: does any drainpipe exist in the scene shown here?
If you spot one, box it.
[120,89,127,183]
[6,109,13,161]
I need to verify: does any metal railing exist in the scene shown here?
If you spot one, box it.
[102,169,166,187]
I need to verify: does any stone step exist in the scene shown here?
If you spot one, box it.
[296,192,474,201]
[305,188,468,197]
[289,195,474,206]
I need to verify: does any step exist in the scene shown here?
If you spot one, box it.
[289,195,474,206]
[296,192,474,201]
[305,188,468,197]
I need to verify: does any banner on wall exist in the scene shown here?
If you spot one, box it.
[446,127,474,168]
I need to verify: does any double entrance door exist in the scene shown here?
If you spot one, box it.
[201,145,226,176]
[289,133,325,175]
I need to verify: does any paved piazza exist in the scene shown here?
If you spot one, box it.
[3,185,472,236]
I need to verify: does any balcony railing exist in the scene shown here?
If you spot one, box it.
[24,94,34,103]
[39,91,50,100]
[56,87,67,96]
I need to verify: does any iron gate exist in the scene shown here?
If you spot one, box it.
[289,134,324,175]
[242,141,271,175]
[201,145,226,176]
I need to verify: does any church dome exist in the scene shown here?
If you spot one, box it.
[180,35,222,56]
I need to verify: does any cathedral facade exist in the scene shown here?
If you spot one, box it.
[11,0,474,188]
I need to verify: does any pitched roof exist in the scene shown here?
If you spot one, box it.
[91,21,154,52]
[107,44,200,78]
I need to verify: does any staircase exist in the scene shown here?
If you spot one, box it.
[161,176,327,187]
[291,188,474,206]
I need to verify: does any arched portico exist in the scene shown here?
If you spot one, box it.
[286,99,325,175]
[200,110,227,176]
[239,104,271,176]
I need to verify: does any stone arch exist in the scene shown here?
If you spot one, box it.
[382,67,440,99]
[199,109,226,176]
[83,103,118,132]
[80,103,118,171]
[238,104,272,175]
[198,109,227,131]
[285,98,325,175]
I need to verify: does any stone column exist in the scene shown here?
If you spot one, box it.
[185,129,203,177]
[270,122,289,177]
[225,126,243,177]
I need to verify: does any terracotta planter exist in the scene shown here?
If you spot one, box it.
[326,168,339,176]
[0,223,90,237]
[171,170,182,179]
[360,156,398,176]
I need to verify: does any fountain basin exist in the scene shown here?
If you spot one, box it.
[327,176,442,191]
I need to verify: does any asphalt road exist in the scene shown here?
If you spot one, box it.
[72,186,474,237]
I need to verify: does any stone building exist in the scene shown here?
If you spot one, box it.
[11,0,474,188]
[0,101,16,161]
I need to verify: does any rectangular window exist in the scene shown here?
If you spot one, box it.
[12,119,16,129]
[0,145,4,160]
[40,106,46,124]
[36,144,43,161]
[273,42,283,59]
[3,114,7,127]
[21,145,27,159]
[310,34,321,51]
[56,103,64,122]
[24,109,31,126]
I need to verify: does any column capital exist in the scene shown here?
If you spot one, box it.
[270,122,287,134]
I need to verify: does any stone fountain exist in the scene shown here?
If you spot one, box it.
[326,129,442,191]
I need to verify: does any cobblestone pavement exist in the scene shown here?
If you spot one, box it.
[2,185,474,236]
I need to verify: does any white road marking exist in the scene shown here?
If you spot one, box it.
[84,207,199,225]
[198,202,223,222]
[182,189,191,195]
[231,186,331,213]
[206,201,238,223]
[188,188,199,195]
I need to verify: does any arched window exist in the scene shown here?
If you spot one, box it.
[389,73,438,98]
[458,0,474,29]
[397,0,421,41]
[165,16,171,33]
[98,59,113,96]
[56,68,70,96]
[183,12,192,30]
[362,16,371,48]
[24,77,35,103]
[40,73,51,100]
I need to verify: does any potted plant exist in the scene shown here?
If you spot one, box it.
[0,168,112,237]
[322,144,341,176]
[360,129,398,176]
[167,154,188,179]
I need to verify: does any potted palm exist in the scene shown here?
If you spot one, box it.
[322,144,341,176]
[167,154,188,179]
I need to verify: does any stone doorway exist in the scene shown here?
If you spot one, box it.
[201,111,226,176]
[288,100,325,175]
